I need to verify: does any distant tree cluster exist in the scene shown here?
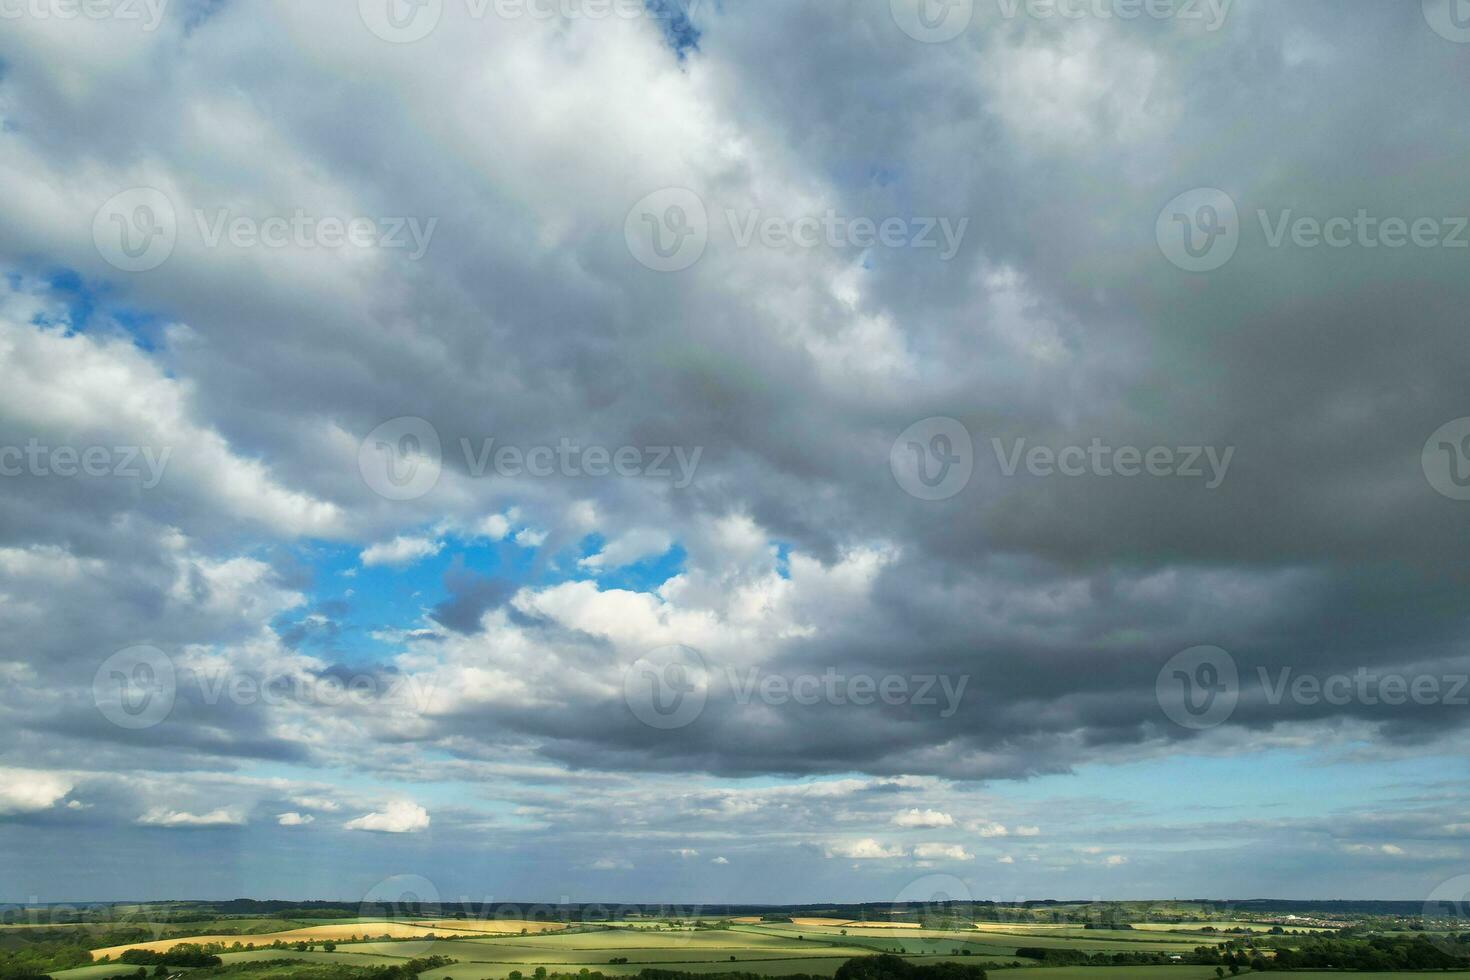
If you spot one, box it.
[1255,935,1467,972]
[0,939,94,980]
[832,954,986,980]
[118,946,223,968]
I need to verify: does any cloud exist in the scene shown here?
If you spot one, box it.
[477,514,513,541]
[590,857,633,871]
[343,801,430,834]
[912,843,974,862]
[0,769,72,815]
[277,812,314,826]
[711,856,729,865]
[893,808,954,828]
[824,839,906,860]
[137,808,245,828]
[361,536,444,568]
[974,823,1010,838]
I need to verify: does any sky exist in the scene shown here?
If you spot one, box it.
[2,0,1470,908]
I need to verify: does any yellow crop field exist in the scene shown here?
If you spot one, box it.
[791,918,921,929]
[407,919,567,935]
[91,920,564,957]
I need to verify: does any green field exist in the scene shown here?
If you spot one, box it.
[30,905,1470,980]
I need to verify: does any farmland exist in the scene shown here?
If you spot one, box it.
[0,900,1464,980]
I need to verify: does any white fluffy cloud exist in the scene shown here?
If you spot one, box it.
[137,807,246,828]
[824,838,906,860]
[913,843,974,862]
[0,768,72,815]
[893,808,954,828]
[343,800,430,834]
[361,535,445,568]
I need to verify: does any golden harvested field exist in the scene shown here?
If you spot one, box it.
[407,919,567,935]
[791,918,921,929]
[91,920,564,956]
